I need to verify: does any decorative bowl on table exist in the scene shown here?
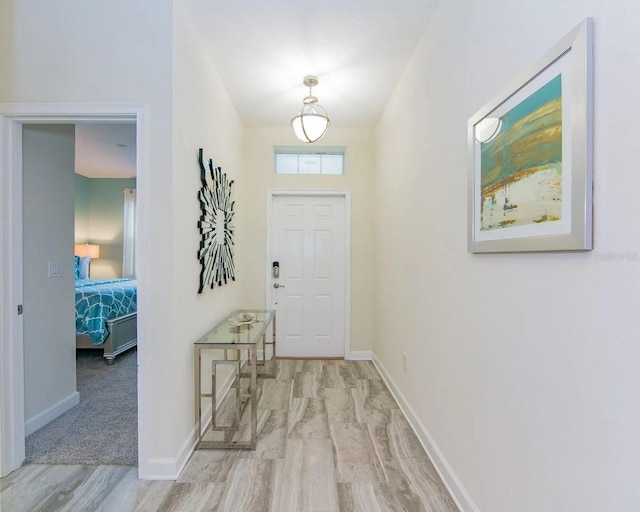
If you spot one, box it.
[227,312,256,327]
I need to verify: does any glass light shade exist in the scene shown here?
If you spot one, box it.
[291,104,330,143]
[75,243,100,259]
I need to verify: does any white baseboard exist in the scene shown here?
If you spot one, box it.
[144,457,178,481]
[372,352,480,512]
[346,350,372,361]
[144,369,236,480]
[25,391,80,436]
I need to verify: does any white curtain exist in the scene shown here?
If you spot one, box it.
[123,188,136,278]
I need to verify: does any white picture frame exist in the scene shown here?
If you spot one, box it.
[468,18,593,253]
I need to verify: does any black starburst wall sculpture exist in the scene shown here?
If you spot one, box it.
[197,148,236,293]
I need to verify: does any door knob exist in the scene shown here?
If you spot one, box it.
[273,283,285,289]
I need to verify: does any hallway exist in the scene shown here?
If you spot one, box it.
[1,359,457,511]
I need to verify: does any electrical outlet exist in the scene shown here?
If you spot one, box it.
[402,352,408,372]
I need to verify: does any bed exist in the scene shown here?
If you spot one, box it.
[75,277,138,364]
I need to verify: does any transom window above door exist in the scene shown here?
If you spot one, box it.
[274,146,346,175]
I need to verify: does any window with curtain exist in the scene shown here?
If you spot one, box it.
[123,188,136,278]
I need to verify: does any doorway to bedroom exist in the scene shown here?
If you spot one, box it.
[21,122,139,467]
[0,106,149,478]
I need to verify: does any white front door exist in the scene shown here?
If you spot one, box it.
[270,194,347,358]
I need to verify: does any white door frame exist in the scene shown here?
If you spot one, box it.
[265,190,351,358]
[0,103,149,477]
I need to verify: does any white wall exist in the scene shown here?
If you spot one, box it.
[242,125,376,354]
[168,0,247,464]
[0,0,175,475]
[0,2,12,102]
[22,125,76,425]
[1,0,248,475]
[374,1,640,511]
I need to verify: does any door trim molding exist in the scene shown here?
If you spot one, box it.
[266,190,351,358]
[0,103,149,478]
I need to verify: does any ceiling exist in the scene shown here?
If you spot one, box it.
[74,3,437,174]
[75,123,136,178]
[183,0,438,127]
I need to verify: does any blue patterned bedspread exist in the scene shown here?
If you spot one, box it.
[75,278,137,345]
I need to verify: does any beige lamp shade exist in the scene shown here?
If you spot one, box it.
[75,243,100,259]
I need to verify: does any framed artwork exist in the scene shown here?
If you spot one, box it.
[468,19,593,253]
[197,148,236,293]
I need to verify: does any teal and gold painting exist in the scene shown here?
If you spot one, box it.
[480,74,562,231]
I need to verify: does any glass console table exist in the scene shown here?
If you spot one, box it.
[194,309,276,450]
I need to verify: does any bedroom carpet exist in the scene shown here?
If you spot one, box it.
[25,348,138,466]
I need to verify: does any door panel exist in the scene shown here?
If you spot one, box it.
[22,125,77,424]
[271,195,346,358]
[285,230,305,278]
[286,295,304,337]
[313,295,332,337]
[313,231,332,278]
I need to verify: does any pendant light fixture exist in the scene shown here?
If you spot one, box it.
[291,75,330,143]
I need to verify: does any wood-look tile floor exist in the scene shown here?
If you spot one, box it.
[1,359,458,512]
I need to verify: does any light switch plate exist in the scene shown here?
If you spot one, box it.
[48,262,63,278]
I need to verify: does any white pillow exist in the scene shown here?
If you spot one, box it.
[78,256,91,279]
